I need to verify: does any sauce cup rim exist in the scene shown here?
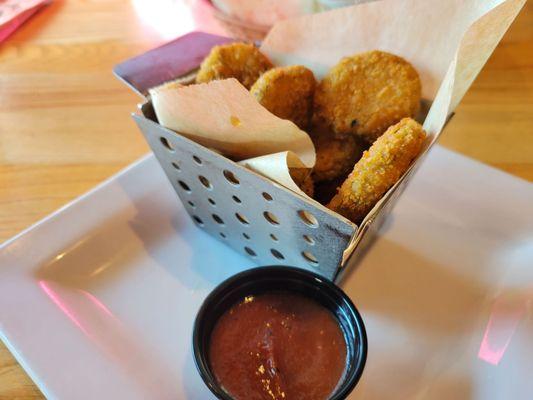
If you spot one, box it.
[192,265,367,400]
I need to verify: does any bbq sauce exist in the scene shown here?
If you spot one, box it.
[209,292,347,400]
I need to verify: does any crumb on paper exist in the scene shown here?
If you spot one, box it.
[230,115,241,127]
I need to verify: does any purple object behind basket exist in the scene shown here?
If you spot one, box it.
[113,31,235,97]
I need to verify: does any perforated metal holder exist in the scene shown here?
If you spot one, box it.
[133,104,356,280]
[115,31,436,282]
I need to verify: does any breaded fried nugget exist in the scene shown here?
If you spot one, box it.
[327,118,426,223]
[314,51,421,142]
[299,174,315,198]
[250,65,316,129]
[196,43,273,89]
[311,126,365,182]
[290,168,315,197]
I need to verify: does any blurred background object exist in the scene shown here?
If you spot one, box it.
[207,0,362,40]
[209,0,317,40]
[0,0,51,42]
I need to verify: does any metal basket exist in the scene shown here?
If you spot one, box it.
[114,31,424,281]
[133,103,356,280]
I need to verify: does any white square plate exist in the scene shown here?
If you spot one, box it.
[1,146,532,400]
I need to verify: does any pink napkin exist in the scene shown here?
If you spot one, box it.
[0,0,51,43]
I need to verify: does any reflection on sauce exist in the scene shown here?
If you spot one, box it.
[209,292,347,400]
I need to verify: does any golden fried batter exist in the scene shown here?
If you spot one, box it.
[311,126,365,182]
[299,174,315,198]
[290,168,314,197]
[314,51,421,142]
[250,65,316,129]
[196,43,273,89]
[327,118,426,223]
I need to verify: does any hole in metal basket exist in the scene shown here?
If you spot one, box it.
[244,246,257,257]
[192,215,204,226]
[171,162,181,171]
[235,213,250,225]
[178,180,191,192]
[208,198,216,206]
[220,232,226,239]
[232,195,242,204]
[298,210,319,228]
[262,192,273,201]
[270,233,278,241]
[160,137,174,152]
[263,211,280,226]
[302,251,319,265]
[193,155,202,165]
[188,201,195,208]
[243,232,251,240]
[223,170,240,186]
[303,234,315,245]
[198,175,212,190]
[212,214,224,225]
[271,249,285,260]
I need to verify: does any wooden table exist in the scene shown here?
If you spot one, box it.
[0,1,532,398]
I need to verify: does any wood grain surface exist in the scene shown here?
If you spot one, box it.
[0,1,532,398]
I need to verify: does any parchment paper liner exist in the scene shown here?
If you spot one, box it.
[150,0,525,202]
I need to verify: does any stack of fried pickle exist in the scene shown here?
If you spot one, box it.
[196,43,426,224]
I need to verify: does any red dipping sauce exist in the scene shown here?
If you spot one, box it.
[209,292,347,400]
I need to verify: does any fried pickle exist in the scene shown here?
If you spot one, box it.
[196,43,273,89]
[250,65,316,129]
[314,51,421,142]
[290,168,315,197]
[311,126,365,183]
[299,174,315,198]
[327,118,426,223]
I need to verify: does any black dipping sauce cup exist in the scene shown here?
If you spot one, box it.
[193,266,367,400]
